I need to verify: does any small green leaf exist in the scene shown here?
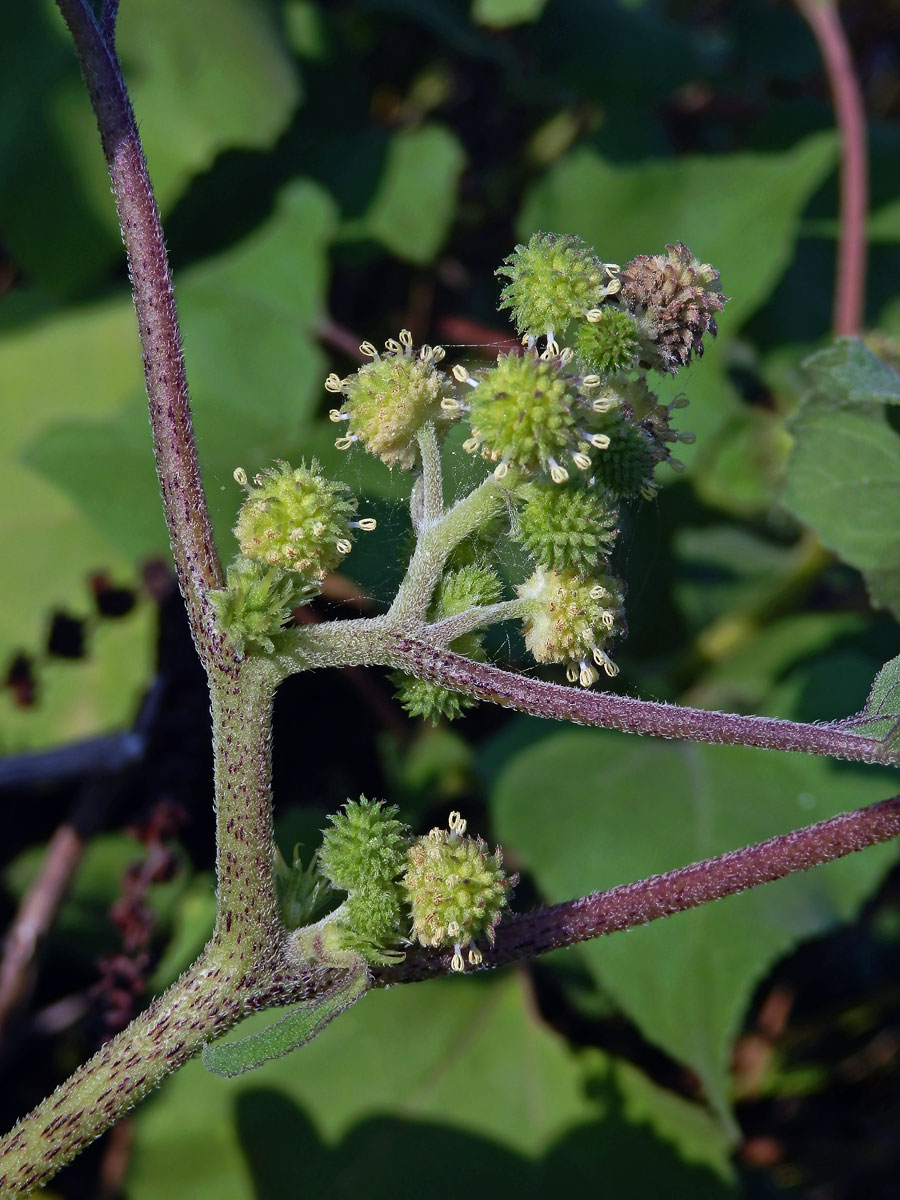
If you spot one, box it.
[784,341,900,619]
[845,653,900,754]
[202,961,370,1079]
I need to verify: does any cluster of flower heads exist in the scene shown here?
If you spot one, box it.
[285,798,516,972]
[213,232,725,694]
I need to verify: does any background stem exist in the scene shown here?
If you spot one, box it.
[796,0,868,335]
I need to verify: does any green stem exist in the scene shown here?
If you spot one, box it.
[209,659,281,953]
[427,599,528,644]
[387,478,507,626]
[417,423,444,526]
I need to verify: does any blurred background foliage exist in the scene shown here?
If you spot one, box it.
[2,0,900,1195]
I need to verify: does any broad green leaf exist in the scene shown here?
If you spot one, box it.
[359,125,466,265]
[0,601,154,756]
[491,733,899,1122]
[517,132,836,331]
[802,338,900,411]
[128,973,734,1198]
[472,0,549,26]
[2,0,300,297]
[783,341,900,619]
[22,180,337,562]
[846,653,900,752]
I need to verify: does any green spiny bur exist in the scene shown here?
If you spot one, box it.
[209,556,309,657]
[496,231,609,338]
[319,796,410,893]
[574,306,641,376]
[403,811,516,970]
[590,418,658,500]
[514,481,618,573]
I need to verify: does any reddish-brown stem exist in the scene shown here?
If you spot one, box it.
[796,0,868,335]
[386,636,892,764]
[54,0,224,657]
[380,794,900,982]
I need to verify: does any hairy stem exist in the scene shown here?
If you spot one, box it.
[426,599,528,644]
[387,478,508,625]
[381,794,900,982]
[54,0,224,655]
[276,624,893,765]
[416,423,444,526]
[796,0,868,335]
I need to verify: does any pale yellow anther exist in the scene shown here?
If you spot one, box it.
[384,338,401,354]
[601,611,615,629]
[357,518,377,532]
[399,329,413,347]
[419,345,433,362]
[560,346,574,365]
[432,346,446,362]
[359,341,378,358]
[605,263,621,276]
[604,277,622,296]
[328,408,346,423]
[572,452,591,471]
[589,585,605,600]
[451,952,465,973]
[335,436,355,451]
[566,664,579,684]
[582,374,601,387]
[592,396,618,413]
[428,828,442,842]
[493,461,510,480]
[640,483,658,502]
[325,373,344,393]
[441,397,462,412]
[233,467,248,487]
[468,947,483,966]
[589,433,611,450]
[311,521,326,537]
[550,463,569,484]
[580,663,599,688]
[462,436,480,454]
[447,921,461,938]
[604,658,619,678]
[336,538,352,555]
[452,363,470,383]
[586,309,604,323]
[448,811,467,836]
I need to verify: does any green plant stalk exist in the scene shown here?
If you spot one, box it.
[416,422,444,525]
[387,476,507,625]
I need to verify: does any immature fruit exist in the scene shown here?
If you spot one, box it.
[319,797,410,894]
[326,331,453,469]
[515,481,618,573]
[574,306,641,377]
[209,556,308,657]
[404,812,516,970]
[496,232,610,338]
